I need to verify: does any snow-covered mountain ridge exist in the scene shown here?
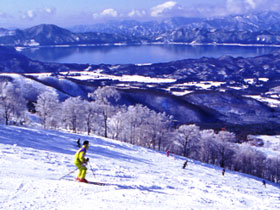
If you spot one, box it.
[71,11,280,35]
[0,125,279,210]
[2,11,280,46]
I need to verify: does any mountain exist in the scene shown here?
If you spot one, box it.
[160,28,280,44]
[201,11,280,32]
[1,12,280,46]
[71,11,280,34]
[23,24,81,45]
[70,11,280,45]
[0,24,139,46]
[1,125,279,209]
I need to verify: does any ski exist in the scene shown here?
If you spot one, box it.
[64,179,108,186]
[87,181,107,186]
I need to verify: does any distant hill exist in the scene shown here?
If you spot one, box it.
[0,24,137,46]
[0,46,280,133]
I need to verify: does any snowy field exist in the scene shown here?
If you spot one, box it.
[0,125,279,210]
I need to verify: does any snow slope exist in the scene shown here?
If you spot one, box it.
[0,125,279,210]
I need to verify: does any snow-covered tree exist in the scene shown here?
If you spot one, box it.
[83,100,101,135]
[61,97,84,133]
[217,129,237,143]
[233,143,266,176]
[174,124,201,157]
[198,129,237,167]
[199,129,219,163]
[145,111,172,151]
[0,81,26,125]
[35,91,59,129]
[266,157,280,183]
[108,106,127,140]
[125,104,150,145]
[108,104,172,150]
[89,86,120,138]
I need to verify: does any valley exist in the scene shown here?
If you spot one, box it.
[0,44,280,137]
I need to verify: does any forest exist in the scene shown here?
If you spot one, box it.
[0,80,279,184]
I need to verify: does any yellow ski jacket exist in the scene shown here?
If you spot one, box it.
[74,145,87,166]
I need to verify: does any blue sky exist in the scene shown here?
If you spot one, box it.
[0,0,279,28]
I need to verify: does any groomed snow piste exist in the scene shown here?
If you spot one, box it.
[0,125,279,210]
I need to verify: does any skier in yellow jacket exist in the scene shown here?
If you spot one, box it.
[74,140,90,183]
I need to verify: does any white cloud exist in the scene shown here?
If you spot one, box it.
[226,0,258,13]
[246,0,256,9]
[43,7,56,15]
[226,0,280,14]
[21,10,36,20]
[19,7,56,22]
[128,10,146,17]
[101,8,118,17]
[151,1,177,17]
[27,10,35,19]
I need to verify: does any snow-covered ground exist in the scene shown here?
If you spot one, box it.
[0,125,279,210]
[253,135,280,158]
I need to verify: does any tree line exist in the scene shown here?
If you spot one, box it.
[0,81,279,184]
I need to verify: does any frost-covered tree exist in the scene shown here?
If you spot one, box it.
[217,129,237,143]
[266,157,280,183]
[83,100,101,135]
[146,111,172,151]
[35,91,59,129]
[61,97,84,133]
[89,86,120,138]
[175,124,201,157]
[199,129,237,167]
[199,129,219,164]
[216,130,237,168]
[108,106,127,140]
[0,81,26,125]
[125,104,150,145]
[233,143,266,176]
[108,104,172,150]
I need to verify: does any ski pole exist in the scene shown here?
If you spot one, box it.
[88,162,96,178]
[59,168,78,180]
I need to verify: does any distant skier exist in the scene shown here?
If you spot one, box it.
[74,140,90,183]
[222,168,225,176]
[77,138,81,148]
[182,160,188,169]
[166,150,170,157]
[262,180,266,188]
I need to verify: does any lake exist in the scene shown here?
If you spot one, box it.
[19,44,279,65]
